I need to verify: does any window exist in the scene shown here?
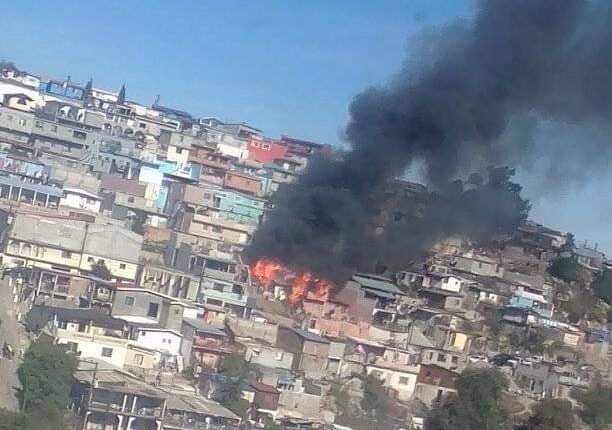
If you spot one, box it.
[127,196,135,203]
[147,302,159,318]
[119,263,126,269]
[87,256,94,263]
[175,147,183,154]
[61,251,72,258]
[65,342,78,353]
[98,259,105,264]
[427,352,434,360]
[398,376,410,385]
[19,118,27,126]
[211,225,222,234]
[35,121,43,129]
[50,125,57,133]
[124,296,135,306]
[451,356,459,364]
[133,354,144,365]
[437,353,446,362]
[73,130,87,140]
[139,122,146,129]
[101,347,113,357]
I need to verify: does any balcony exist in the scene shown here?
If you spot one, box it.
[57,328,129,347]
[202,267,239,283]
[200,288,247,306]
[89,400,124,413]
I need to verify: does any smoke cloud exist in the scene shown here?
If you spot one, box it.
[247,0,612,281]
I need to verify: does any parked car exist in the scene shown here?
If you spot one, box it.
[490,353,518,367]
[468,354,488,363]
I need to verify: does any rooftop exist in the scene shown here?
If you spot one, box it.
[352,273,403,296]
[287,327,330,344]
[163,389,239,420]
[10,214,86,251]
[83,222,143,264]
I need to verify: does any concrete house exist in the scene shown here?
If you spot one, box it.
[80,222,143,281]
[414,365,458,406]
[277,327,330,380]
[454,253,504,278]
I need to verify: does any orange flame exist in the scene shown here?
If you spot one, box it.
[251,258,284,290]
[250,258,332,306]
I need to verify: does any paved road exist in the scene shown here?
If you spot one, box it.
[0,280,28,411]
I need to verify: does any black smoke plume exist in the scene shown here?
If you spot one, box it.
[247,0,612,281]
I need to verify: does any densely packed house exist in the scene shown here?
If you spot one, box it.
[0,63,609,430]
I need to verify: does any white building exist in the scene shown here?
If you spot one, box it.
[60,187,102,213]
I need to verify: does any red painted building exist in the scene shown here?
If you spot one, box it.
[246,137,287,164]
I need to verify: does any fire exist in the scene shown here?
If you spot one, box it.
[250,258,332,306]
[251,258,283,288]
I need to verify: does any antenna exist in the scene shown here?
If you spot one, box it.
[153,94,161,107]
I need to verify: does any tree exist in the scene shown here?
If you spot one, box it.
[361,373,390,418]
[592,270,612,305]
[426,368,508,430]
[328,381,350,416]
[18,339,76,412]
[215,354,250,418]
[573,385,612,430]
[561,290,596,324]
[90,262,112,280]
[0,408,25,430]
[526,398,575,430]
[548,258,580,283]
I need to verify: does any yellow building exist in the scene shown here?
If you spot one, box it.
[80,222,143,281]
[4,214,143,283]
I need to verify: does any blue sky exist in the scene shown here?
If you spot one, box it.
[1,1,610,253]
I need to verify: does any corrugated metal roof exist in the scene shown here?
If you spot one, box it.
[0,175,63,197]
[352,273,402,295]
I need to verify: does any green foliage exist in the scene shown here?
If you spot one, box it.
[216,354,250,418]
[360,373,391,418]
[509,329,548,354]
[328,381,350,415]
[573,385,612,430]
[2,340,76,430]
[425,368,508,430]
[90,262,112,280]
[18,339,76,412]
[560,290,596,324]
[548,258,580,283]
[526,398,575,430]
[0,408,26,430]
[592,270,612,305]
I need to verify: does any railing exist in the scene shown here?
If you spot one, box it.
[163,416,209,429]
[200,288,246,305]
[57,329,129,346]
[89,400,123,412]
[133,406,163,418]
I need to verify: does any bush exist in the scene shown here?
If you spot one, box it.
[426,368,508,430]
[573,385,612,430]
[526,398,575,430]
[592,270,612,305]
[548,257,580,283]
